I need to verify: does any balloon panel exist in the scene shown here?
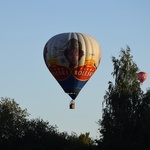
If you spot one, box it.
[43,33,102,99]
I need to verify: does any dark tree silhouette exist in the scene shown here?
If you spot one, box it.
[97,46,150,150]
[0,97,96,150]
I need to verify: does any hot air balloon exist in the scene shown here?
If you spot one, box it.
[137,72,147,83]
[43,32,102,109]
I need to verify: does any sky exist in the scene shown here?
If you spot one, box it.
[0,0,150,139]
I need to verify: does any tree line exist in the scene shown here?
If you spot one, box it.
[0,97,96,150]
[1,46,150,149]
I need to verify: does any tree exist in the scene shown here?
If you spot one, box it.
[0,97,97,150]
[79,132,94,146]
[0,97,28,139]
[97,46,150,150]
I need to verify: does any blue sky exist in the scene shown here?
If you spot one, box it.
[0,0,150,139]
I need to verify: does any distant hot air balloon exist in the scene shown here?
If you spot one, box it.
[137,72,147,83]
[43,32,102,109]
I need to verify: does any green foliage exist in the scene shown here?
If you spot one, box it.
[0,97,28,139]
[97,46,150,150]
[79,132,95,146]
[0,97,96,150]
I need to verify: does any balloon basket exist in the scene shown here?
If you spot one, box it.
[69,100,75,109]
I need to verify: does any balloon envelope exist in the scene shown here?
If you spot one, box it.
[137,72,147,83]
[43,32,102,100]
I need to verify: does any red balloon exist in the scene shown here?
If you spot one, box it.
[137,72,147,83]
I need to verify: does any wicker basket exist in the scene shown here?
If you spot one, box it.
[70,103,75,109]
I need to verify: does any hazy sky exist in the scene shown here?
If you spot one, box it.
[1,0,150,138]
